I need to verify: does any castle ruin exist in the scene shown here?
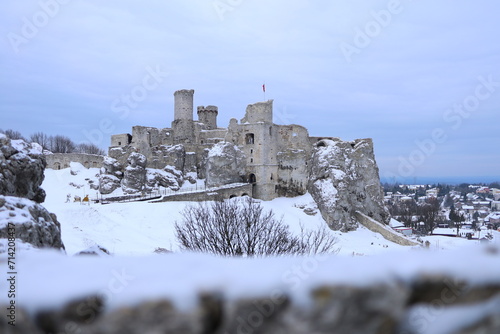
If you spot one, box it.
[109,89,322,201]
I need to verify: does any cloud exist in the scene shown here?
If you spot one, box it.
[0,0,499,180]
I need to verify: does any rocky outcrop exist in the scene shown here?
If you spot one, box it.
[0,195,65,250]
[0,134,46,203]
[122,152,147,194]
[99,174,122,195]
[146,167,183,191]
[206,142,246,188]
[99,157,123,195]
[308,138,390,232]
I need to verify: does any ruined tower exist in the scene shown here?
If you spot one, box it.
[239,100,279,200]
[197,105,218,130]
[172,89,195,143]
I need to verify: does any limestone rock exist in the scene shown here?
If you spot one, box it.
[121,152,147,194]
[101,156,123,178]
[99,174,121,195]
[0,134,46,203]
[206,142,246,187]
[146,168,183,191]
[75,245,111,256]
[99,157,123,195]
[108,146,135,169]
[308,138,390,232]
[69,161,83,175]
[0,195,65,250]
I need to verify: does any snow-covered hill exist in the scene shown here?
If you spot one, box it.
[41,164,498,256]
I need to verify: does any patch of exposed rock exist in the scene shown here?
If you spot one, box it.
[0,195,65,250]
[308,138,390,232]
[146,167,183,191]
[206,142,246,188]
[99,157,123,195]
[121,152,147,194]
[0,134,46,203]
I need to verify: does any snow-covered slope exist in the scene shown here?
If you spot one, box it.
[41,165,499,256]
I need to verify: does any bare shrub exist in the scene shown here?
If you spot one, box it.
[175,197,338,257]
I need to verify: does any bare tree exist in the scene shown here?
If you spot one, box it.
[175,197,338,257]
[29,131,52,150]
[418,197,440,234]
[51,135,76,153]
[75,143,105,155]
[3,129,26,141]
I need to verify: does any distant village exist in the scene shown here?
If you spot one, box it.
[384,182,500,240]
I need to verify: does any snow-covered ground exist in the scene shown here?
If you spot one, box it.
[41,165,500,256]
[1,165,498,332]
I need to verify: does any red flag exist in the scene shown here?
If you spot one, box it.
[262,84,266,92]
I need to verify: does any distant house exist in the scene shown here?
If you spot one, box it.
[391,193,406,202]
[492,201,500,211]
[476,187,490,194]
[491,189,500,201]
[462,205,475,214]
[486,212,500,225]
[391,221,414,236]
[426,188,439,198]
[393,227,413,236]
[432,227,478,239]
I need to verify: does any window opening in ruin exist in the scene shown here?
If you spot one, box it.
[118,142,121,145]
[250,158,253,163]
[245,133,255,145]
[249,173,257,184]
[269,126,272,136]
[270,173,273,180]
[250,149,253,154]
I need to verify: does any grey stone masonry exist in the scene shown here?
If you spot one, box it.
[107,89,390,230]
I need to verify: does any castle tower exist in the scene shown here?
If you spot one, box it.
[240,100,273,124]
[197,105,218,130]
[172,89,195,143]
[174,89,194,121]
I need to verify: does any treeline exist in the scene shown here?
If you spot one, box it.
[0,129,105,155]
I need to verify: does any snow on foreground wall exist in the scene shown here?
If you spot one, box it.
[308,138,390,232]
[1,246,500,333]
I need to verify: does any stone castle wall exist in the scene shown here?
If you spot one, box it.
[45,153,104,170]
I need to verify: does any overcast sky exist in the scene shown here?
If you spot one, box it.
[1,0,499,182]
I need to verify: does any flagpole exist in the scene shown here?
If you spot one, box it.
[263,82,266,101]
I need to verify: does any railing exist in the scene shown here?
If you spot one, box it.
[92,182,250,204]
[93,183,209,204]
